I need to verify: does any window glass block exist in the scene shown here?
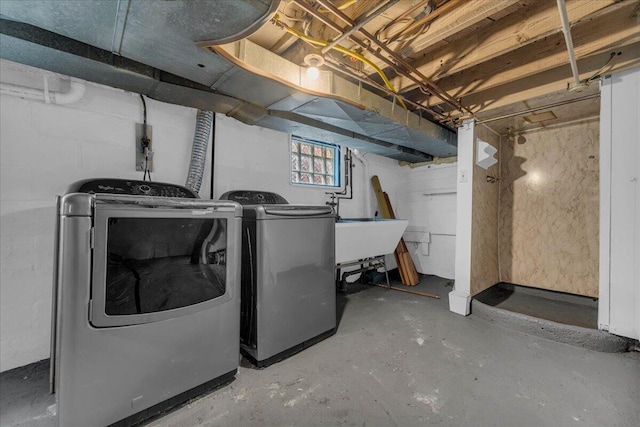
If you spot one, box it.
[314,158,324,173]
[325,160,333,174]
[300,155,311,172]
[290,136,339,187]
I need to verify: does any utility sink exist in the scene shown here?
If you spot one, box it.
[335,218,409,264]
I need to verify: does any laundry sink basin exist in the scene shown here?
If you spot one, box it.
[335,218,408,264]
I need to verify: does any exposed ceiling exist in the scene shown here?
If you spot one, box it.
[244,0,640,135]
[0,0,638,160]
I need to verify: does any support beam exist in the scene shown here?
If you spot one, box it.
[394,0,617,92]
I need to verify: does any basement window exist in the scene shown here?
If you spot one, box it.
[290,135,341,187]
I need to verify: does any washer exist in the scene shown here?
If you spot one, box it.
[220,190,336,367]
[51,179,242,427]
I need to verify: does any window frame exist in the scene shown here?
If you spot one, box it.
[289,135,341,188]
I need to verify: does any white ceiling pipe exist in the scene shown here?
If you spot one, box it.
[0,78,85,104]
[556,0,585,91]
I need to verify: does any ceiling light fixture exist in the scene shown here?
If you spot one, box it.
[304,54,324,81]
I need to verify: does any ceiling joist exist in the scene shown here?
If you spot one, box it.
[247,0,640,134]
[420,1,640,107]
[392,0,619,92]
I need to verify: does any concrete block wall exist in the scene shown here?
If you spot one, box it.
[0,66,208,372]
[212,113,403,217]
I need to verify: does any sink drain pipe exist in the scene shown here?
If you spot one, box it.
[185,110,214,195]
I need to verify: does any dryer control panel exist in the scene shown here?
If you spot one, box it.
[68,179,198,198]
[219,190,288,205]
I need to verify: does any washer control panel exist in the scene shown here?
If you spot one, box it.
[68,179,198,198]
[219,190,288,205]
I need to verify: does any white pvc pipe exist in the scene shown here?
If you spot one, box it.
[53,81,86,104]
[0,79,85,105]
[556,0,581,88]
[352,149,371,217]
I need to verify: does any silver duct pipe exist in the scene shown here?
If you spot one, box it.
[185,110,214,194]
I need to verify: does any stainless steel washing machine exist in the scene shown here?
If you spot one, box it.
[219,190,336,367]
[51,179,242,427]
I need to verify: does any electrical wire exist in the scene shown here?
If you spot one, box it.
[139,94,151,182]
[586,51,620,82]
[282,1,307,21]
[274,17,407,109]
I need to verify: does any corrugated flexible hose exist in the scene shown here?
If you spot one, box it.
[185,110,213,193]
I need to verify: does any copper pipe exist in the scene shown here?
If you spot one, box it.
[290,0,446,118]
[306,0,473,116]
[323,56,449,122]
[360,27,474,116]
[321,0,399,55]
[288,0,464,120]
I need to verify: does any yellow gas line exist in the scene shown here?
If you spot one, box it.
[275,17,407,109]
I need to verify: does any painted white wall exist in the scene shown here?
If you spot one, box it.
[0,64,212,373]
[396,164,457,279]
[599,68,640,339]
[450,120,474,315]
[1,61,461,372]
[212,113,402,216]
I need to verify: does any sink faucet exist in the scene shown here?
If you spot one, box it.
[326,193,340,219]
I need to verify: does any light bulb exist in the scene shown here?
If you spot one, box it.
[307,66,319,81]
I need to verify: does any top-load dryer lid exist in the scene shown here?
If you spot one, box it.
[219,190,288,205]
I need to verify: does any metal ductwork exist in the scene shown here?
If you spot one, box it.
[0,0,457,162]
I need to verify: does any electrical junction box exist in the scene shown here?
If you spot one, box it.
[135,123,153,172]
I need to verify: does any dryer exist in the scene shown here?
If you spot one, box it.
[50,179,242,427]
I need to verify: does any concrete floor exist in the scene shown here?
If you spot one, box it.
[2,276,639,427]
